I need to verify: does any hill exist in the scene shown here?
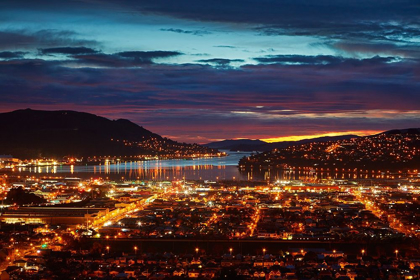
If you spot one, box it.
[205,135,358,152]
[239,128,420,171]
[0,109,218,159]
[205,139,266,150]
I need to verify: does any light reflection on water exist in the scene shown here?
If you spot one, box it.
[12,151,403,181]
[15,151,252,181]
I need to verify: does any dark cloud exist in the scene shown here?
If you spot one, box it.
[257,21,420,43]
[197,58,244,66]
[0,51,26,59]
[330,42,420,58]
[40,47,99,55]
[106,1,420,61]
[0,31,36,50]
[2,1,420,47]
[70,50,183,67]
[214,45,237,49]
[8,0,418,41]
[0,54,419,142]
[114,0,417,24]
[160,28,211,36]
[117,51,182,59]
[111,0,420,43]
[0,29,98,50]
[254,55,397,65]
[70,53,136,68]
[1,0,420,142]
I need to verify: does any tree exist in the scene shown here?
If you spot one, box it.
[5,187,46,206]
[304,251,319,262]
[91,242,104,255]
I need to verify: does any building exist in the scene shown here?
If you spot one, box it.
[0,207,109,226]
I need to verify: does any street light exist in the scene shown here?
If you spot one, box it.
[333,250,336,257]
[229,248,233,255]
[263,248,266,255]
[361,249,365,256]
[395,249,399,259]
[106,246,110,254]
[134,246,138,255]
[195,247,199,255]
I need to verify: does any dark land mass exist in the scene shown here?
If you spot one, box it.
[0,109,218,159]
[4,186,47,206]
[205,135,358,152]
[239,128,420,171]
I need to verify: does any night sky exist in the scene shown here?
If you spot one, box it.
[1,0,419,143]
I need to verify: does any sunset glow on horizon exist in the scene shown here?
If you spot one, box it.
[262,131,382,143]
[0,0,419,143]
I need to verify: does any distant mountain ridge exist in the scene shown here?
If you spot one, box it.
[205,135,359,151]
[0,109,217,159]
[384,128,420,135]
[205,139,266,150]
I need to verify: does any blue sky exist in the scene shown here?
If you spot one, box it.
[0,0,419,142]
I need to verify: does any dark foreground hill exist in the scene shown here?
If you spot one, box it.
[0,109,217,159]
